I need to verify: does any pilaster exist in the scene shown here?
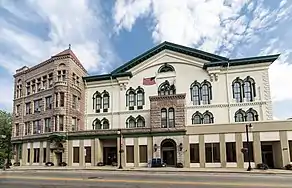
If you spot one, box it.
[253,132,262,165]
[235,133,244,168]
[199,135,205,168]
[219,133,226,168]
[134,138,139,167]
[183,135,190,168]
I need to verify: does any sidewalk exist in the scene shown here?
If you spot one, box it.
[4,166,292,175]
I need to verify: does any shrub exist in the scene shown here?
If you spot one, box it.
[256,163,269,170]
[59,162,67,166]
[176,162,184,168]
[13,162,20,166]
[45,162,54,167]
[285,164,292,170]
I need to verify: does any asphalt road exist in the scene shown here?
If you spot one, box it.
[1,170,292,188]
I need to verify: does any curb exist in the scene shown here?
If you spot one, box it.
[5,168,292,175]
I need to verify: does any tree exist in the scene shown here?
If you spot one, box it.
[0,110,12,168]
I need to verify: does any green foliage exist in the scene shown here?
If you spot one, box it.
[0,110,12,167]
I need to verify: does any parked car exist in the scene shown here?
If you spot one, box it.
[150,158,166,168]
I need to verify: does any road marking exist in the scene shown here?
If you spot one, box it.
[0,175,290,187]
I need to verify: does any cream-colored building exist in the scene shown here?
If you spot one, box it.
[12,41,292,169]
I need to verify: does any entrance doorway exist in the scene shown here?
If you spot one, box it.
[103,147,117,165]
[56,152,63,165]
[262,144,274,168]
[161,139,177,166]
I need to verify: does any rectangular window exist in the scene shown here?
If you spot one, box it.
[139,145,147,163]
[126,146,134,163]
[55,93,58,107]
[73,147,80,163]
[16,104,20,115]
[85,147,91,163]
[54,116,58,132]
[15,123,20,136]
[59,115,64,131]
[43,148,47,163]
[72,117,77,131]
[48,78,53,88]
[45,96,52,110]
[26,102,31,114]
[129,94,135,107]
[33,120,42,134]
[190,144,200,163]
[161,109,167,128]
[72,95,77,109]
[60,92,65,107]
[243,142,254,162]
[25,122,30,135]
[26,86,30,96]
[34,99,42,113]
[44,118,51,132]
[96,97,101,110]
[137,92,143,107]
[226,142,237,162]
[33,148,40,163]
[205,143,220,163]
[27,149,30,163]
[103,96,109,109]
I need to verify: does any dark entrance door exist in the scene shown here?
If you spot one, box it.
[56,152,62,166]
[161,139,176,166]
[262,145,274,168]
[103,147,117,165]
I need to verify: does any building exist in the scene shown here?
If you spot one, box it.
[12,42,292,169]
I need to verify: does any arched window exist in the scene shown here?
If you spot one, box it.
[136,115,145,127]
[244,76,256,102]
[158,63,175,73]
[101,118,110,129]
[201,80,212,105]
[168,108,175,128]
[136,87,145,108]
[161,108,167,128]
[203,111,214,124]
[192,111,202,124]
[232,77,244,103]
[92,118,101,130]
[246,108,258,121]
[102,91,110,111]
[235,109,246,122]
[126,116,136,128]
[158,81,176,96]
[126,87,136,110]
[190,81,201,105]
[92,91,102,113]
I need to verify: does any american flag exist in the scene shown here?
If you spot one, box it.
[143,76,156,85]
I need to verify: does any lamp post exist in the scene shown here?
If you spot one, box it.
[117,129,123,169]
[246,123,253,171]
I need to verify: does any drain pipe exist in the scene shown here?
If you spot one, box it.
[225,61,231,123]
[110,76,114,129]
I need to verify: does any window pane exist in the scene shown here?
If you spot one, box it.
[193,115,201,124]
[103,121,109,129]
[27,149,30,163]
[226,142,236,162]
[192,86,200,105]
[43,148,47,163]
[205,143,212,163]
[234,83,242,102]
[73,147,80,163]
[246,112,254,121]
[126,146,134,163]
[137,92,143,106]
[139,145,147,163]
[212,143,220,162]
[85,147,91,163]
[190,144,200,163]
[129,120,135,128]
[244,81,252,101]
[33,148,40,163]
[203,115,211,124]
[137,119,144,127]
[235,113,244,122]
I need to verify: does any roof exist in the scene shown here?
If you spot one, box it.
[83,72,132,82]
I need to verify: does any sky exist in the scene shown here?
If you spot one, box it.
[0,0,292,120]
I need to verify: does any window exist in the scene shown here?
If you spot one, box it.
[201,80,212,105]
[15,123,20,136]
[102,91,109,111]
[126,116,136,128]
[73,147,79,163]
[205,143,220,163]
[168,108,175,128]
[45,96,52,110]
[226,142,236,162]
[235,109,245,122]
[158,63,175,73]
[25,102,31,114]
[203,111,214,124]
[93,91,102,113]
[234,108,258,122]
[33,120,42,134]
[92,118,101,130]
[59,115,64,131]
[60,92,65,107]
[42,78,47,90]
[102,119,109,129]
[48,78,53,88]
[34,99,42,113]
[44,118,51,132]
[43,148,47,163]
[72,95,77,109]
[126,88,135,110]
[190,81,201,105]
[192,111,202,124]
[161,108,167,128]
[55,93,58,107]
[25,122,31,135]
[72,117,77,131]
[33,148,40,163]
[136,115,145,127]
[289,141,292,162]
[244,76,256,102]
[190,144,200,163]
[16,104,20,115]
[139,145,148,163]
[27,149,30,163]
[232,77,243,102]
[136,87,144,108]
[126,146,134,163]
[243,142,254,162]
[158,81,175,96]
[85,147,91,163]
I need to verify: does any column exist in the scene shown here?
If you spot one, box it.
[46,141,50,164]
[95,138,102,163]
[253,132,262,165]
[91,139,95,166]
[219,133,226,168]
[134,138,139,167]
[79,140,85,167]
[22,143,27,166]
[67,140,73,166]
[62,141,68,163]
[183,135,190,168]
[147,137,153,163]
[280,131,290,167]
[30,143,33,165]
[199,135,205,168]
[235,133,244,168]
[39,142,43,165]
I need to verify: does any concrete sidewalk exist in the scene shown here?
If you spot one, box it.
[4,166,292,175]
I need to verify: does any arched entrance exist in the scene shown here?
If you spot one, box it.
[161,139,177,166]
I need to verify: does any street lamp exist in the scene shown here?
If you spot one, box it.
[245,123,253,171]
[117,129,123,169]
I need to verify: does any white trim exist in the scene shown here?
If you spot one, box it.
[138,137,147,145]
[204,134,219,143]
[190,163,200,168]
[226,162,237,167]
[126,163,134,167]
[139,163,148,167]
[73,140,79,147]
[260,131,280,141]
[189,135,199,143]
[33,142,40,148]
[244,162,255,168]
[84,139,91,147]
[205,163,221,167]
[225,133,235,142]
[242,132,253,142]
[125,138,134,146]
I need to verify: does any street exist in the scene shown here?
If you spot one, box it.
[1,170,292,188]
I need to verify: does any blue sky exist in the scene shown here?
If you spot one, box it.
[0,0,292,120]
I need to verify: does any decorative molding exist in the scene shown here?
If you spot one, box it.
[149,93,186,101]
[209,73,218,82]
